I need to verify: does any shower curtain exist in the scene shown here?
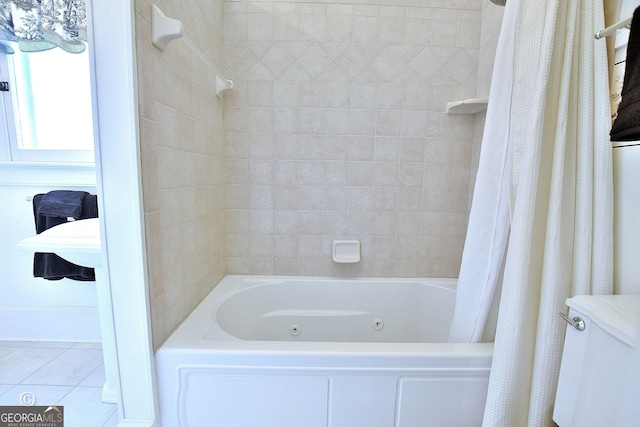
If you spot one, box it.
[448,0,516,344]
[452,0,613,425]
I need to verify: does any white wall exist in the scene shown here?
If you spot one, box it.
[613,144,640,295]
[0,162,100,341]
[611,0,640,295]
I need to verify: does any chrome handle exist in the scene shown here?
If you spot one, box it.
[559,312,585,331]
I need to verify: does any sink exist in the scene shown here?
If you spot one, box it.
[16,217,119,403]
[17,218,102,268]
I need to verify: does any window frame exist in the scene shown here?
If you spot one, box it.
[0,49,96,164]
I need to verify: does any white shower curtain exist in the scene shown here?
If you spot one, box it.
[448,0,517,344]
[481,0,614,425]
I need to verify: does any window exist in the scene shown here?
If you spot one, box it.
[0,43,95,163]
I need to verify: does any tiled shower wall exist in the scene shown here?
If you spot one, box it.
[135,0,227,347]
[224,0,483,277]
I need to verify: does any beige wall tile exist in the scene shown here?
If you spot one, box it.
[222,0,486,278]
[136,0,226,349]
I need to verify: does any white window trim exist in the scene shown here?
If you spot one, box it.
[0,51,95,164]
[0,57,13,162]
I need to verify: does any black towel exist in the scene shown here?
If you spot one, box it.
[611,7,640,141]
[37,190,88,219]
[32,192,99,281]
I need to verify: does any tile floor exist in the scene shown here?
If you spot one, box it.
[0,341,118,426]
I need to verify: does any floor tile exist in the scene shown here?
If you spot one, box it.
[0,342,117,426]
[0,384,73,406]
[0,385,13,397]
[56,386,117,427]
[0,346,18,359]
[102,410,120,427]
[22,348,103,386]
[0,347,66,385]
[0,341,28,347]
[79,364,106,387]
[24,341,76,349]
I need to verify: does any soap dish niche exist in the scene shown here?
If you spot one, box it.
[332,240,361,263]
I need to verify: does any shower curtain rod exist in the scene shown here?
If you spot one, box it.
[595,15,633,39]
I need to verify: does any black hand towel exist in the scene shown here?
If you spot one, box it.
[611,7,640,141]
[37,190,89,219]
[32,192,99,281]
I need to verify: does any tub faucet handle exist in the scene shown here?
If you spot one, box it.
[558,312,585,331]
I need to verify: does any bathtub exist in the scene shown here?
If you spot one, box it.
[156,275,493,427]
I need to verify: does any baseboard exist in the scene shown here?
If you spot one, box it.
[0,305,101,341]
[102,382,119,404]
[115,420,156,427]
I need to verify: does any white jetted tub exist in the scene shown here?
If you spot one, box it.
[156,275,493,427]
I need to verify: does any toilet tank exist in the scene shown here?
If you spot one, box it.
[553,295,640,427]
